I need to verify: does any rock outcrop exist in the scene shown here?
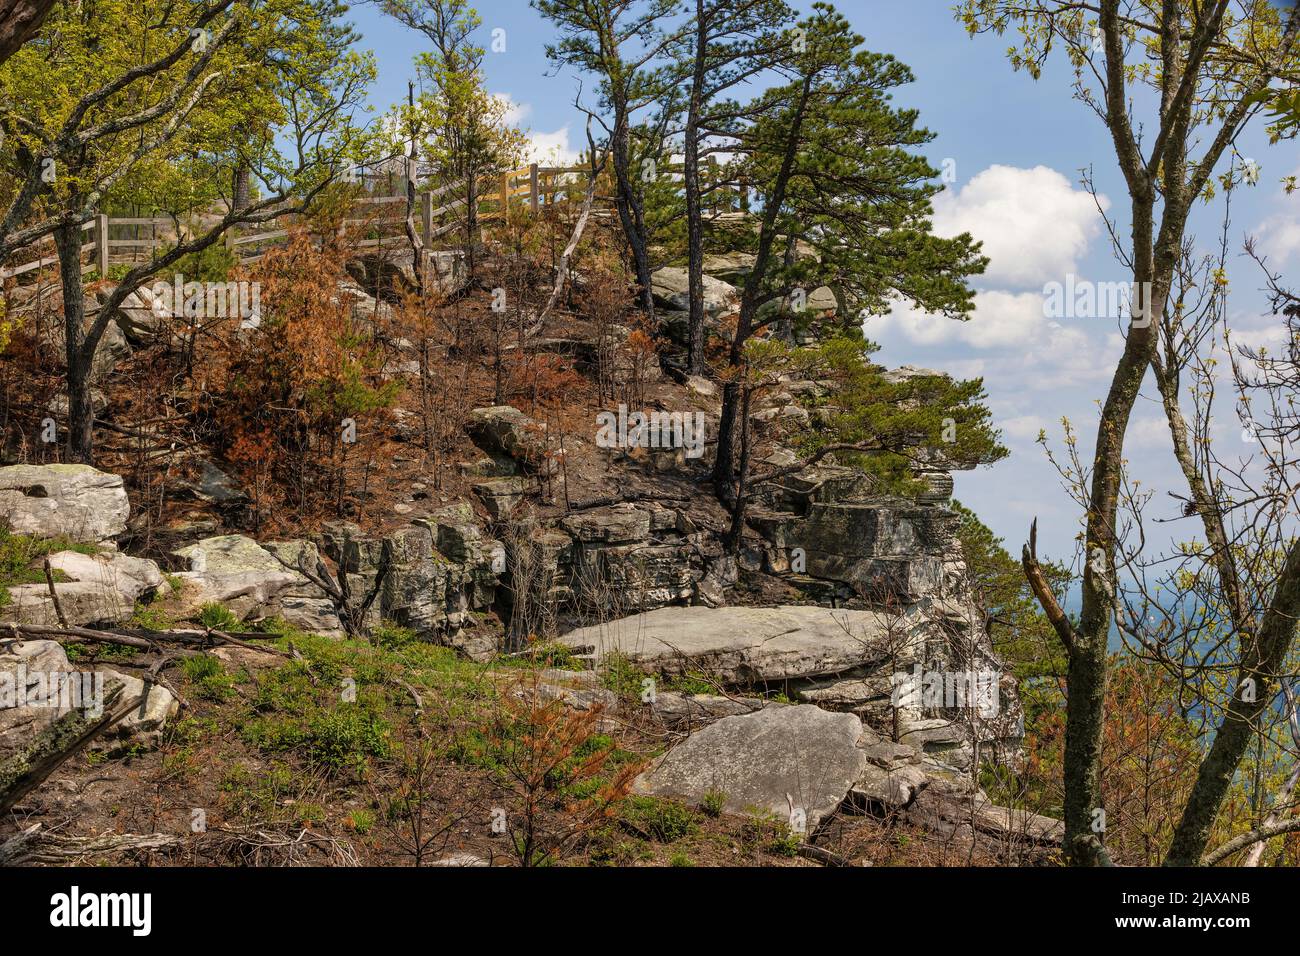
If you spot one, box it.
[633,704,868,831]
[0,465,130,543]
[467,406,556,476]
[0,639,178,759]
[559,604,910,684]
[650,266,740,315]
[0,550,166,629]
[318,510,503,654]
[629,702,1058,850]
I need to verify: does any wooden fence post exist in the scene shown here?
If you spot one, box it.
[529,163,539,215]
[95,214,109,277]
[422,191,433,247]
[500,171,510,218]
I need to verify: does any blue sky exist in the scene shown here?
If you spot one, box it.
[346,0,1300,565]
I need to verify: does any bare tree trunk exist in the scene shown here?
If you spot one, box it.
[1165,539,1300,865]
[713,74,813,491]
[1243,684,1300,866]
[53,218,96,464]
[232,163,251,213]
[610,117,655,324]
[684,0,708,374]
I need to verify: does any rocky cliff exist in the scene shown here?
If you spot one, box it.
[0,256,1052,863]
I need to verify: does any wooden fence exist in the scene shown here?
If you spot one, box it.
[1,156,750,280]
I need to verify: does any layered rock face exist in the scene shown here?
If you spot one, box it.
[729,448,1023,771]
[314,506,505,656]
[0,272,1023,841]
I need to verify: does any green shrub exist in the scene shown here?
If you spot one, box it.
[182,655,223,681]
[304,708,392,770]
[199,602,246,632]
[740,814,803,857]
[171,241,238,281]
[372,621,418,650]
[620,796,699,843]
[701,790,727,818]
[244,705,391,775]
[181,654,234,700]
[130,602,173,630]
[600,653,649,700]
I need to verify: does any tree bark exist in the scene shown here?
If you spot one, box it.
[53,218,96,464]
[610,116,655,324]
[712,74,812,491]
[0,0,54,68]
[232,163,251,213]
[684,0,708,374]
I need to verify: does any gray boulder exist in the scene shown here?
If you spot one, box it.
[170,535,306,620]
[472,478,528,519]
[702,252,756,282]
[0,549,164,628]
[0,465,130,542]
[345,252,419,302]
[0,640,178,759]
[109,284,168,345]
[0,582,133,628]
[467,406,555,475]
[648,692,765,729]
[93,670,180,753]
[193,461,248,505]
[633,704,867,830]
[650,267,739,314]
[45,551,164,606]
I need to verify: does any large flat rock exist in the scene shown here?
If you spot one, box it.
[46,551,164,605]
[170,535,307,621]
[0,465,129,542]
[558,605,913,684]
[633,704,867,830]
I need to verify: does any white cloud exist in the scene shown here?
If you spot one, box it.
[1257,214,1300,264]
[1127,415,1173,452]
[873,289,1044,349]
[523,126,581,165]
[493,93,582,166]
[933,164,1107,289]
[1254,165,1300,265]
[1000,414,1050,441]
[493,93,532,127]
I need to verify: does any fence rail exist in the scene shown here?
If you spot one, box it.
[1,156,748,281]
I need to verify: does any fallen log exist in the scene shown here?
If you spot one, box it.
[3,621,292,658]
[0,683,135,814]
[0,824,183,865]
